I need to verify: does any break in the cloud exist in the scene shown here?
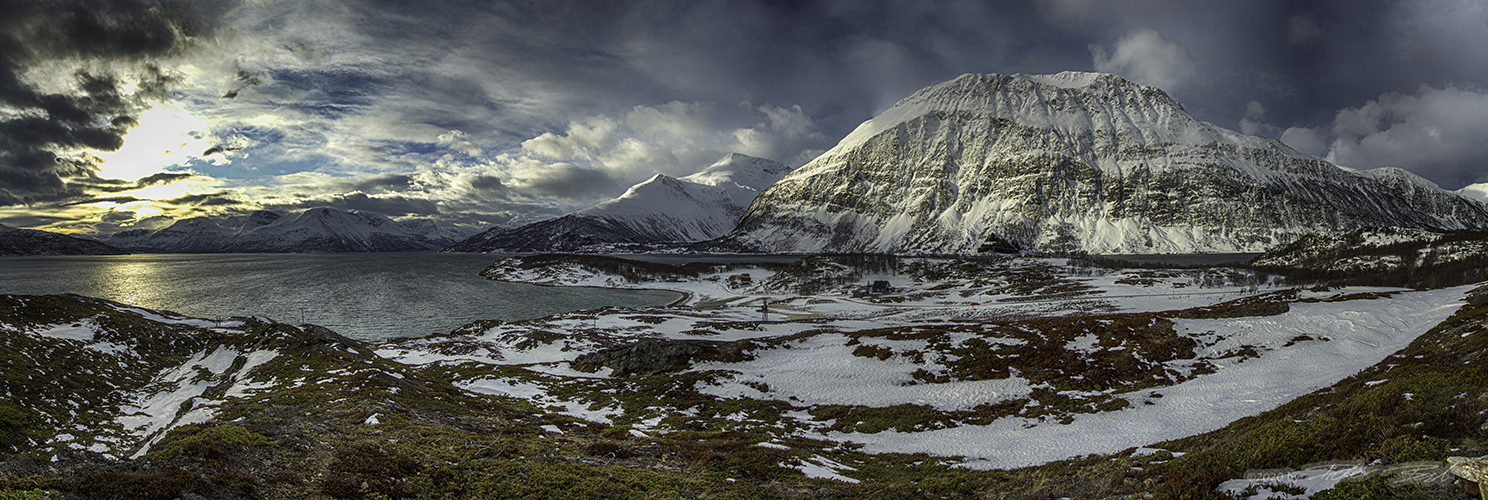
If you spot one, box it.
[1280,84,1488,189]
[0,0,215,206]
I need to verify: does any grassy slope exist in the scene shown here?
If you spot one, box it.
[1,280,1485,499]
[1145,282,1488,499]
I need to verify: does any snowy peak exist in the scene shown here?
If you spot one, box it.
[682,152,796,190]
[447,153,792,253]
[1015,71,1106,89]
[243,210,283,230]
[1459,183,1488,204]
[233,207,445,252]
[712,72,1488,255]
[829,72,1204,157]
[397,218,470,246]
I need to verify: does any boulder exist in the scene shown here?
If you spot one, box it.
[1448,456,1488,500]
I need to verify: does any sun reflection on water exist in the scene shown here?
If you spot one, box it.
[91,259,174,311]
[0,253,679,340]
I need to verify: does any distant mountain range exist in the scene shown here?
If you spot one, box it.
[447,153,792,253]
[0,224,123,256]
[698,72,1488,254]
[106,208,472,253]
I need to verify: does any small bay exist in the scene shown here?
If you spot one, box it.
[0,252,680,341]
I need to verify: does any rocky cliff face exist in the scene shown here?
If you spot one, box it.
[448,153,791,253]
[707,72,1488,255]
[0,224,124,256]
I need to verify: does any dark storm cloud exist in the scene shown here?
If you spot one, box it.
[0,0,215,205]
[62,171,197,195]
[65,196,141,206]
[508,164,621,202]
[272,193,441,217]
[137,172,197,187]
[346,174,416,194]
[467,175,508,195]
[163,192,246,207]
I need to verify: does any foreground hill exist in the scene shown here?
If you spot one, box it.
[705,72,1488,255]
[449,153,791,253]
[106,208,468,253]
[0,224,124,256]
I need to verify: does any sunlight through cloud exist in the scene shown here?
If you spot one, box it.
[94,106,216,181]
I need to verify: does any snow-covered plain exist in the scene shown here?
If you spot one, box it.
[383,256,1477,475]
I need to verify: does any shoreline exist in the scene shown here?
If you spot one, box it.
[483,276,692,308]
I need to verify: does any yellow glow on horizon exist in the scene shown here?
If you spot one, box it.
[95,106,216,181]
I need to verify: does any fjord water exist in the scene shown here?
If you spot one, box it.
[0,253,679,341]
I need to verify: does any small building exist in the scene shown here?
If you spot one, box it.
[870,280,892,295]
[739,273,752,285]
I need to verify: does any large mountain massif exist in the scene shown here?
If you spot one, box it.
[705,72,1488,254]
[448,153,791,253]
[106,208,468,253]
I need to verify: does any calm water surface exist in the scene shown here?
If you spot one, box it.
[0,253,679,341]
[1097,253,1262,266]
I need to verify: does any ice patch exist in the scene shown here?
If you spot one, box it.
[458,377,618,424]
[792,455,860,483]
[1216,464,1367,500]
[34,322,96,342]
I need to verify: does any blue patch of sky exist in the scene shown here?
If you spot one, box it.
[265,68,391,118]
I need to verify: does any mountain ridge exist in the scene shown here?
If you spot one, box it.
[703,72,1488,255]
[106,208,470,253]
[0,224,125,256]
[448,153,792,253]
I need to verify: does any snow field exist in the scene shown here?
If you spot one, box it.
[695,333,1035,411]
[829,285,1471,469]
[114,346,280,457]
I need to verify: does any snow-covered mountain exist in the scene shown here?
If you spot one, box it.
[106,208,467,253]
[448,153,792,253]
[705,72,1488,254]
[1459,183,1488,204]
[0,224,124,256]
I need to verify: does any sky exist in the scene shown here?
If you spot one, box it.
[2,0,1486,237]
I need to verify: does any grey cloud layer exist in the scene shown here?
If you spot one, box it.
[0,0,217,205]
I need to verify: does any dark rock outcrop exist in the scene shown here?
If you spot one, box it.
[571,339,754,377]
